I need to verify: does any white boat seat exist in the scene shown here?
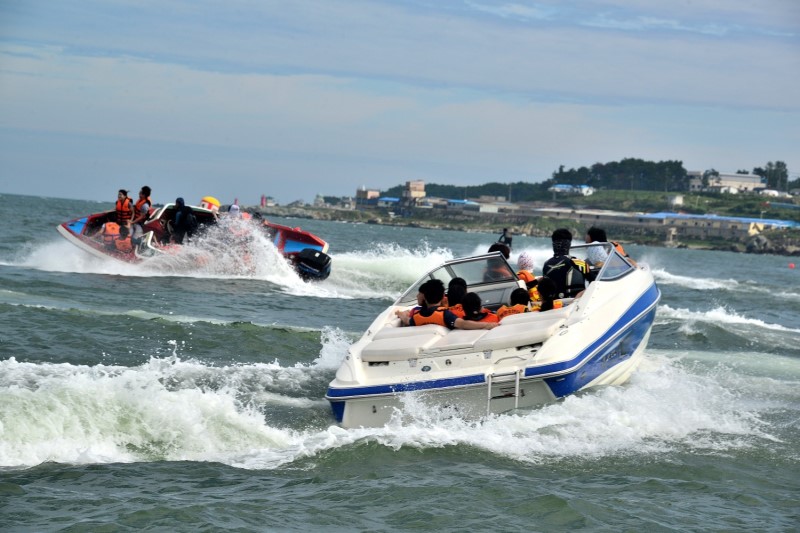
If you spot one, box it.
[498,305,571,325]
[361,333,443,362]
[424,329,488,353]
[474,316,566,351]
[372,324,449,341]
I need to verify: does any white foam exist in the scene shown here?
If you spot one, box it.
[652,268,739,291]
[657,304,800,334]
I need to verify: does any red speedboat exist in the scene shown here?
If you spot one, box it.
[57,203,332,280]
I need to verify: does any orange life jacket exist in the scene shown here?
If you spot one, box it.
[612,241,628,257]
[102,222,121,246]
[115,237,133,252]
[116,197,132,223]
[497,304,529,320]
[517,270,535,284]
[411,307,448,327]
[134,196,152,222]
[447,303,465,318]
[532,300,564,312]
[466,309,499,323]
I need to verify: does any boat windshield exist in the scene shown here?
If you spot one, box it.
[395,253,516,306]
[570,242,635,281]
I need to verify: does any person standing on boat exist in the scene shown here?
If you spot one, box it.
[542,228,589,299]
[171,197,198,244]
[398,279,498,330]
[115,189,132,235]
[497,228,513,249]
[130,185,152,244]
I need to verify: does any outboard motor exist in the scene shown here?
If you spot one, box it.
[295,248,332,281]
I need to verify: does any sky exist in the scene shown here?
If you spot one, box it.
[1,0,799,206]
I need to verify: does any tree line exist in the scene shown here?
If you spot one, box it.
[381,158,794,201]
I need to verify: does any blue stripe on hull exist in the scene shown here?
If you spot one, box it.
[326,283,660,405]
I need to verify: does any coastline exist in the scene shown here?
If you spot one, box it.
[252,205,800,257]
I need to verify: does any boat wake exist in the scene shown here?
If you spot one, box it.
[1,343,792,470]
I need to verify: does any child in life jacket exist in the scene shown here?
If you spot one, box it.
[532,276,563,312]
[100,222,133,253]
[461,292,499,323]
[497,288,532,320]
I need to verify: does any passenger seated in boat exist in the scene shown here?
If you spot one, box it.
[442,277,467,318]
[531,277,563,312]
[516,252,541,302]
[100,221,132,253]
[461,292,499,323]
[497,288,532,320]
[487,242,510,259]
[542,228,589,299]
[396,280,498,330]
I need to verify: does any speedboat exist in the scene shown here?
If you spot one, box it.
[57,204,333,280]
[326,243,660,428]
[56,202,218,262]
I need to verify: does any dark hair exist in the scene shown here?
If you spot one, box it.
[118,189,128,196]
[462,292,484,319]
[537,277,558,311]
[446,284,467,307]
[141,185,151,197]
[586,226,608,242]
[551,228,572,241]
[419,279,445,306]
[509,287,531,307]
[487,243,510,259]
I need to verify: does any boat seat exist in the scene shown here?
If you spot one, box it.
[474,316,566,352]
[423,329,488,354]
[498,305,572,325]
[361,333,444,362]
[372,324,449,341]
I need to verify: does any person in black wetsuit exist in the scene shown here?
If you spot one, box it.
[171,197,198,244]
[497,228,513,249]
[541,228,590,299]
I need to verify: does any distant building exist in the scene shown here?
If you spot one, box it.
[688,171,764,193]
[402,180,426,205]
[548,184,595,196]
[356,186,381,208]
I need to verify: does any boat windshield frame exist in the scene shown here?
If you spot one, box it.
[395,252,518,306]
[570,242,636,281]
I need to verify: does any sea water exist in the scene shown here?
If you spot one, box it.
[1,193,798,531]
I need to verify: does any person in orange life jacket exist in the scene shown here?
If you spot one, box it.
[115,189,132,236]
[532,276,564,312]
[130,185,152,244]
[516,251,541,302]
[443,278,468,318]
[497,288,532,320]
[100,221,133,253]
[461,292,499,323]
[483,243,513,282]
[585,226,637,267]
[541,228,589,299]
[400,279,498,330]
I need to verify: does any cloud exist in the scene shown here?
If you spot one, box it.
[0,0,798,203]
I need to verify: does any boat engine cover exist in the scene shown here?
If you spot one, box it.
[296,248,332,280]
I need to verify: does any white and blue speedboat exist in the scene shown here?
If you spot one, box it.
[326,243,660,428]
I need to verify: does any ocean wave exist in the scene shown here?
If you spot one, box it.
[652,268,739,291]
[2,347,794,469]
[656,304,800,334]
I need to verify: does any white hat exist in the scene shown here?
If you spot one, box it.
[517,252,534,271]
[229,204,240,216]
